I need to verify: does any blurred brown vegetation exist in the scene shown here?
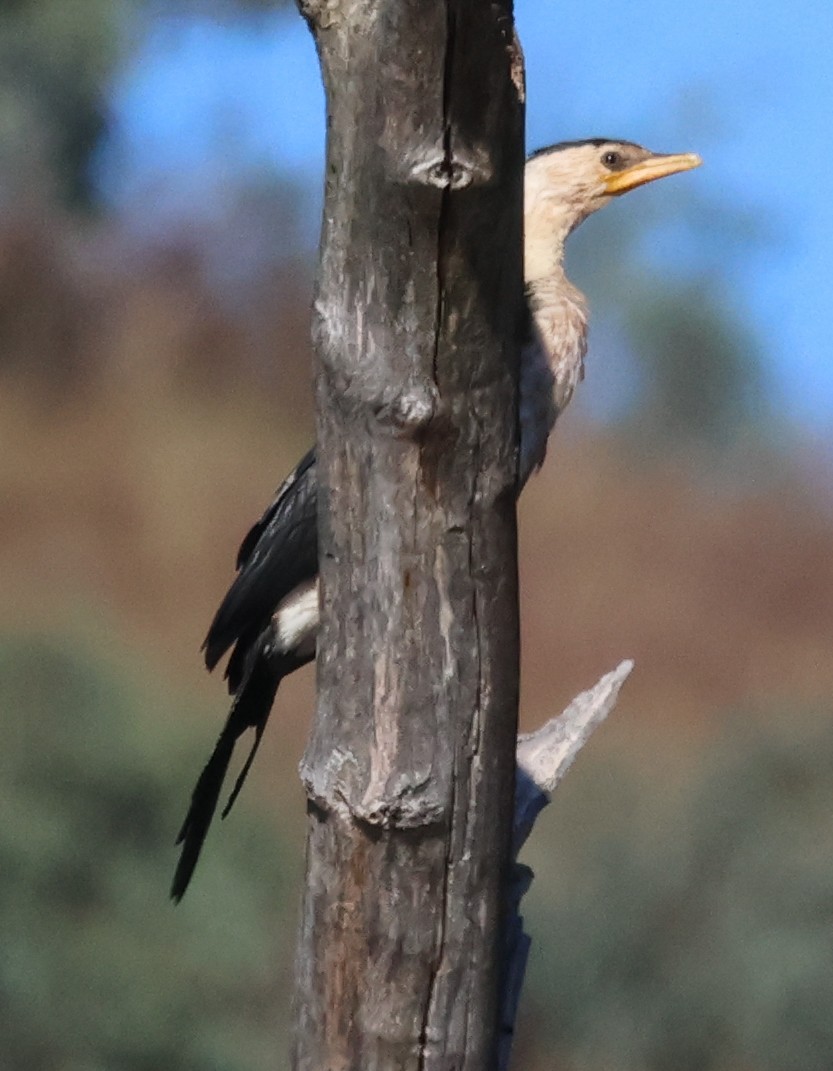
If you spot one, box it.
[2,199,832,736]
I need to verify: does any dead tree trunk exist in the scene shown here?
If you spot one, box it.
[292,1,525,1068]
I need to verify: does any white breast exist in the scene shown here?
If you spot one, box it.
[273,578,320,658]
[518,275,588,486]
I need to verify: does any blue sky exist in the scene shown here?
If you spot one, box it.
[100,0,833,436]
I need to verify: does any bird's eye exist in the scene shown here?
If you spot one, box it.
[602,150,622,168]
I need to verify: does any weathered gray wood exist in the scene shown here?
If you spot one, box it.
[293,2,525,1069]
[498,661,635,1071]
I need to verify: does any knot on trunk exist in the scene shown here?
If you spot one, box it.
[405,145,494,190]
[374,384,438,436]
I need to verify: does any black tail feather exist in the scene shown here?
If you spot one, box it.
[171,729,236,902]
[216,660,279,821]
[171,643,282,902]
[221,720,266,820]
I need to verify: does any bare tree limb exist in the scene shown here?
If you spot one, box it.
[514,659,635,849]
[499,660,635,1070]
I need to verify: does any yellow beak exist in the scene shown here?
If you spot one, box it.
[604,152,702,195]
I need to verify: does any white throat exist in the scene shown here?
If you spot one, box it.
[517,158,593,485]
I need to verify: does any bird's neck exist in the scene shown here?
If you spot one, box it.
[523,202,588,372]
[523,173,591,289]
[524,222,571,290]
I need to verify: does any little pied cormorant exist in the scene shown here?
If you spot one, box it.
[171,139,701,900]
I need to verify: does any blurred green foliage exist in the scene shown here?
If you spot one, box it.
[525,706,833,1071]
[0,635,299,1071]
[2,634,830,1070]
[625,279,766,453]
[569,190,770,455]
[0,0,132,209]
[0,0,293,209]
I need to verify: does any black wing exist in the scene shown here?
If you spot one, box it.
[203,447,319,673]
[173,448,320,901]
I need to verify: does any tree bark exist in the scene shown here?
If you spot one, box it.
[292,2,525,1069]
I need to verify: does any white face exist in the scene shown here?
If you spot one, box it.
[523,141,702,267]
[525,141,652,228]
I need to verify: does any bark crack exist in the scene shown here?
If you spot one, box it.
[430,2,456,389]
[419,6,457,1066]
[418,779,455,1069]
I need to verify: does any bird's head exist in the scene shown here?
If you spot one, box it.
[524,139,701,280]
